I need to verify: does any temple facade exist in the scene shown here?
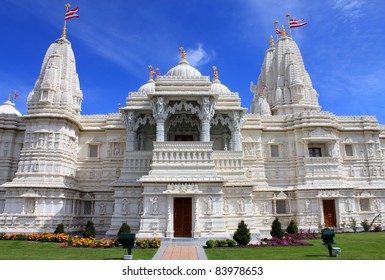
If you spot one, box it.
[0,31,384,240]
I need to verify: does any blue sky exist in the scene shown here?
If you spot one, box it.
[0,0,384,123]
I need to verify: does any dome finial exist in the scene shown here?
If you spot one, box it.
[270,35,275,48]
[179,47,186,60]
[212,66,219,81]
[148,65,154,80]
[281,25,287,37]
[7,94,11,101]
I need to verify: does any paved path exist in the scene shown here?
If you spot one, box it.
[152,245,208,260]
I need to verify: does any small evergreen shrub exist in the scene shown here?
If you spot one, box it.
[117,222,131,244]
[83,220,96,238]
[206,240,215,248]
[270,218,284,239]
[351,218,357,233]
[361,219,370,232]
[227,239,237,247]
[54,224,65,234]
[286,220,298,234]
[233,220,251,246]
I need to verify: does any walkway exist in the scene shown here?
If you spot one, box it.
[152,245,208,260]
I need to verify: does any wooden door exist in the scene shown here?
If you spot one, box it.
[174,197,192,237]
[323,200,337,227]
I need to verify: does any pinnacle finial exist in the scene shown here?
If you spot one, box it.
[148,65,153,80]
[212,66,218,80]
[281,25,286,37]
[270,35,275,48]
[7,94,11,101]
[179,47,186,59]
[62,4,71,39]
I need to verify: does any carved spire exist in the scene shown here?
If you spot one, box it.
[148,65,154,80]
[270,35,275,48]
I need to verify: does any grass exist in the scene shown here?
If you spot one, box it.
[205,232,385,260]
[0,240,157,260]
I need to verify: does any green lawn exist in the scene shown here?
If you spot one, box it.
[0,240,157,260]
[205,232,385,260]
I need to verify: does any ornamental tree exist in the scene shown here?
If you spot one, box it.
[233,220,251,246]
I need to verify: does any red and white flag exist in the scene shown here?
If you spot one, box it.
[275,28,282,35]
[289,18,307,28]
[65,6,79,21]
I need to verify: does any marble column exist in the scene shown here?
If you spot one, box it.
[200,96,215,142]
[231,111,243,151]
[152,97,167,142]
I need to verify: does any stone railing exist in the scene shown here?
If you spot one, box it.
[124,151,153,171]
[152,142,214,164]
[304,157,340,178]
[213,151,243,171]
[148,141,217,177]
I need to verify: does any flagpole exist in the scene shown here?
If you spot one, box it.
[62,3,71,38]
[274,20,279,41]
[286,13,292,38]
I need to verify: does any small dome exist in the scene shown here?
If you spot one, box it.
[211,79,231,94]
[138,79,155,94]
[0,99,22,117]
[165,59,202,78]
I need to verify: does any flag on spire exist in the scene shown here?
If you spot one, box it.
[65,6,79,21]
[275,28,282,35]
[289,18,307,28]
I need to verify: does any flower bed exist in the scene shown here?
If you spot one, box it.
[0,232,160,249]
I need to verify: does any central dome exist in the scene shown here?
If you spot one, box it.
[165,59,202,78]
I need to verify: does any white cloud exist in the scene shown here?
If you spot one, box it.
[186,44,215,67]
[332,0,364,19]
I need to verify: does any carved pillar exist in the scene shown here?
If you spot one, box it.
[231,111,243,151]
[166,195,173,237]
[122,111,137,151]
[199,96,215,142]
[152,97,167,142]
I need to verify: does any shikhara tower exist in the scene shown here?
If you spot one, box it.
[0,26,384,240]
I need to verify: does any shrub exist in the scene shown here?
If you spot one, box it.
[117,222,131,244]
[361,219,371,232]
[286,220,298,234]
[227,239,237,247]
[233,220,251,246]
[54,224,65,234]
[372,224,382,232]
[83,220,96,238]
[215,240,227,247]
[351,218,357,233]
[206,240,215,248]
[270,218,284,239]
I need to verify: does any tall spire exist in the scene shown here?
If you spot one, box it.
[270,35,275,48]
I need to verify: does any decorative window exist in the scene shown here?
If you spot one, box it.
[270,145,279,158]
[89,144,99,158]
[360,198,371,212]
[276,200,286,214]
[308,147,322,157]
[345,144,354,157]
[84,201,93,215]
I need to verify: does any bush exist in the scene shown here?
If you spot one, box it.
[351,218,357,233]
[117,222,131,244]
[372,224,382,232]
[83,221,96,238]
[227,239,237,247]
[206,240,215,248]
[361,219,371,232]
[270,218,284,239]
[54,224,65,234]
[233,220,251,246]
[215,240,227,247]
[286,220,298,234]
